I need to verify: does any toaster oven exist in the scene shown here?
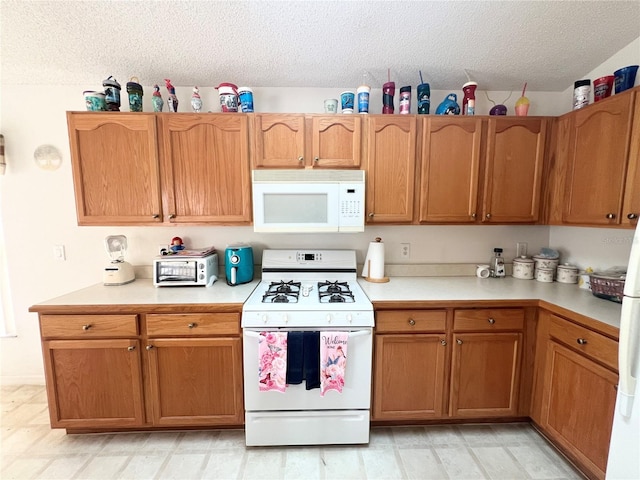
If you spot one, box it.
[153,253,218,287]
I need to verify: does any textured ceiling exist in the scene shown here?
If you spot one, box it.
[1,0,639,92]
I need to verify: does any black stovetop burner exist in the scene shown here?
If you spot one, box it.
[318,280,355,303]
[262,281,301,303]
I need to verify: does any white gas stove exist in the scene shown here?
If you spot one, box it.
[241,249,374,446]
[241,249,374,328]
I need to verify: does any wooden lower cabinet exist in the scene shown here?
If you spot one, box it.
[533,310,619,480]
[146,337,243,426]
[373,334,447,419]
[37,311,244,431]
[450,332,522,417]
[42,338,145,429]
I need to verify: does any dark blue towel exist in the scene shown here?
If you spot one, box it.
[303,331,321,390]
[286,332,304,384]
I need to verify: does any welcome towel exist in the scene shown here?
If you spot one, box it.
[320,331,349,396]
[258,332,288,393]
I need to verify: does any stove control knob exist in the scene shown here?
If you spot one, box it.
[346,314,353,323]
[261,314,268,324]
[283,314,288,324]
[326,314,332,324]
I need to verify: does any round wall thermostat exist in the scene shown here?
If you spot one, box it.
[34,145,62,171]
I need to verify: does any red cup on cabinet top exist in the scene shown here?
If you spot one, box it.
[593,75,615,102]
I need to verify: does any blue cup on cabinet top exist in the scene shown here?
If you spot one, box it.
[340,91,355,113]
[614,65,639,94]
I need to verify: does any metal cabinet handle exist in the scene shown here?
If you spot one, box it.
[368,212,374,218]
[188,322,197,329]
[471,213,476,219]
[606,213,616,219]
[127,346,136,352]
[628,213,638,220]
[576,338,588,345]
[440,340,447,346]
[485,213,492,219]
[457,339,463,345]
[408,319,415,326]
[146,345,154,351]
[152,214,160,219]
[488,318,495,325]
[168,214,176,219]
[82,324,92,331]
[314,157,319,163]
[298,156,304,163]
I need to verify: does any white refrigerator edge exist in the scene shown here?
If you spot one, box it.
[606,223,640,480]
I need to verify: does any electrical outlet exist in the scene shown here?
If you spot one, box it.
[400,243,410,259]
[53,244,66,261]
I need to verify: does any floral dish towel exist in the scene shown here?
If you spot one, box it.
[320,331,349,396]
[258,332,288,393]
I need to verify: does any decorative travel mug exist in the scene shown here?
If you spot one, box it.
[382,81,395,114]
[417,83,430,114]
[102,76,121,111]
[357,85,370,114]
[126,77,143,112]
[399,86,411,114]
[340,91,355,114]
[324,98,338,113]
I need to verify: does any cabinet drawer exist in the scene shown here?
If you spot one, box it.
[40,314,138,338]
[376,310,446,333]
[453,308,524,332]
[548,315,618,370]
[146,313,240,336]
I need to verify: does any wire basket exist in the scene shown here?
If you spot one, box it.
[589,274,625,303]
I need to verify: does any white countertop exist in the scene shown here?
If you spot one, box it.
[30,278,261,307]
[31,276,622,332]
[358,276,622,330]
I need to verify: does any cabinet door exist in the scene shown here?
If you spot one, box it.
[146,337,243,426]
[622,92,640,226]
[67,112,162,225]
[42,339,145,428]
[419,117,482,222]
[373,334,447,420]
[253,114,306,168]
[365,116,417,223]
[540,341,617,479]
[310,116,361,168]
[159,114,251,223]
[562,93,634,225]
[450,332,522,417]
[482,118,547,223]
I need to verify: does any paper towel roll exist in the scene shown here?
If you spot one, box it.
[362,238,385,279]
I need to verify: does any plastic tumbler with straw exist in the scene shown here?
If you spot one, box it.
[515,82,530,116]
[417,70,430,114]
[382,68,395,114]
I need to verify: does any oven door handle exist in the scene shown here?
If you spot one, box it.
[243,330,371,338]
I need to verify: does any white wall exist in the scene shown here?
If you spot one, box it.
[0,70,632,384]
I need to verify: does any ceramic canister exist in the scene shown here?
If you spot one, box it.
[512,256,534,280]
[533,255,559,275]
[557,264,579,284]
[536,267,554,283]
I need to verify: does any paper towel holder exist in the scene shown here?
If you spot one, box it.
[363,237,390,283]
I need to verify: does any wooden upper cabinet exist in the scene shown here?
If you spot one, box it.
[621,92,640,226]
[561,92,635,225]
[253,114,306,168]
[365,116,417,223]
[252,114,362,168]
[482,117,547,223]
[158,114,252,224]
[419,117,482,223]
[310,116,361,168]
[67,112,162,225]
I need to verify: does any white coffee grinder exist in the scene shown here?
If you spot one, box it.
[103,235,135,285]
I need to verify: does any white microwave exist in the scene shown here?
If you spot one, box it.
[252,169,365,233]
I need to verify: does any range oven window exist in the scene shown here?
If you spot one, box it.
[263,193,328,224]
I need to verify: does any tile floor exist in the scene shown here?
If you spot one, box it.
[1,385,584,480]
